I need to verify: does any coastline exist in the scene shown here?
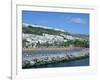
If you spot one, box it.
[22,47,67,51]
[22,47,89,68]
[22,47,88,51]
[22,56,89,69]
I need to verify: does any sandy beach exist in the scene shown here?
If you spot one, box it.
[22,47,68,51]
[22,47,88,51]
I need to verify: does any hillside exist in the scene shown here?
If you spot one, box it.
[22,24,70,36]
[22,23,89,48]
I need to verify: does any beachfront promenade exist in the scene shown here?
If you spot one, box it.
[22,47,89,68]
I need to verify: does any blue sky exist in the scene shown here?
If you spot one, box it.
[22,11,89,35]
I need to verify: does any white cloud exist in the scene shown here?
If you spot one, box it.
[70,17,85,24]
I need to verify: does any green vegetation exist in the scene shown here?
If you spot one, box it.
[73,40,89,48]
[22,25,70,36]
[22,39,29,48]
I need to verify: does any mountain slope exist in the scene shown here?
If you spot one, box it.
[22,23,89,40]
[22,24,70,36]
[22,23,89,48]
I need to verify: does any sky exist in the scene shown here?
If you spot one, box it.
[22,11,89,35]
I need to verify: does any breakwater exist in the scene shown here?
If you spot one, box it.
[22,47,89,68]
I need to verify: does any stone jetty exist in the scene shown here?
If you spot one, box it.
[22,47,89,68]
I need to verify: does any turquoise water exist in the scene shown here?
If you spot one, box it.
[46,58,89,67]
